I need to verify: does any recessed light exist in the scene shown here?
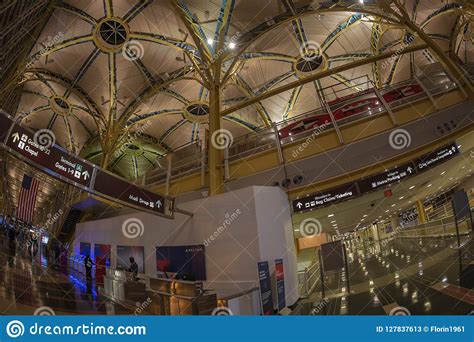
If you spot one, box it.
[409,185,415,190]
[398,196,404,200]
[391,204,396,207]
[440,171,446,175]
[331,220,336,223]
[427,184,432,187]
[229,42,236,49]
[207,38,214,45]
[328,214,334,217]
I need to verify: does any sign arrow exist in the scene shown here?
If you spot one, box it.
[156,200,162,208]
[406,166,413,174]
[296,202,303,209]
[82,171,90,180]
[12,133,19,143]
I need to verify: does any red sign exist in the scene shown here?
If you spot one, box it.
[384,189,393,198]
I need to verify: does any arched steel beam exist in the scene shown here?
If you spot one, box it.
[230,75,272,125]
[23,68,105,126]
[124,0,153,23]
[223,116,258,131]
[329,53,373,62]
[321,13,365,51]
[127,109,184,126]
[18,105,50,121]
[129,32,199,55]
[220,43,428,116]
[220,3,401,86]
[158,119,188,143]
[282,85,303,120]
[120,67,201,125]
[239,52,295,63]
[64,48,100,98]
[27,35,94,64]
[54,1,97,26]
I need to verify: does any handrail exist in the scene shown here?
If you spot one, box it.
[144,65,470,187]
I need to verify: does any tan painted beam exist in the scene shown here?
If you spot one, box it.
[221,43,428,116]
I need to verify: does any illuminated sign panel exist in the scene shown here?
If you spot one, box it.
[5,123,94,188]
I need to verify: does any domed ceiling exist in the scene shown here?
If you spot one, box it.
[11,0,473,179]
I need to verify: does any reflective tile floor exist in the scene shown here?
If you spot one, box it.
[0,235,472,315]
[294,235,474,315]
[0,241,134,315]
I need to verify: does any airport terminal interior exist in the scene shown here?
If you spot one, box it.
[0,0,473,316]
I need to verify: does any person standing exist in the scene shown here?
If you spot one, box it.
[128,256,139,280]
[84,254,94,279]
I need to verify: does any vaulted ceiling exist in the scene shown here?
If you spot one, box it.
[4,0,473,180]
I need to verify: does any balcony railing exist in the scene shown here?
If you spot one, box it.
[144,63,472,188]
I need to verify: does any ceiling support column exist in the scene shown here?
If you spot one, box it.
[208,79,224,196]
[390,1,474,97]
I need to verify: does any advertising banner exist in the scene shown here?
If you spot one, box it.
[257,261,274,315]
[156,245,206,280]
[320,240,345,272]
[275,259,286,311]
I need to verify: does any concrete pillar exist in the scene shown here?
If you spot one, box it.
[416,200,427,224]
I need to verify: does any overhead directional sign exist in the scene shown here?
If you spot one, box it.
[415,143,459,171]
[292,183,358,212]
[6,123,94,188]
[358,162,415,193]
[293,144,461,213]
[0,111,173,218]
[93,170,166,215]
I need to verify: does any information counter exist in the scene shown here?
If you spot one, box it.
[103,269,147,304]
[146,278,217,315]
[102,270,217,315]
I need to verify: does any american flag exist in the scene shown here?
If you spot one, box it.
[17,174,40,224]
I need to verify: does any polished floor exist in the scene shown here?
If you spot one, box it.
[0,233,473,315]
[295,234,474,315]
[0,239,135,315]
